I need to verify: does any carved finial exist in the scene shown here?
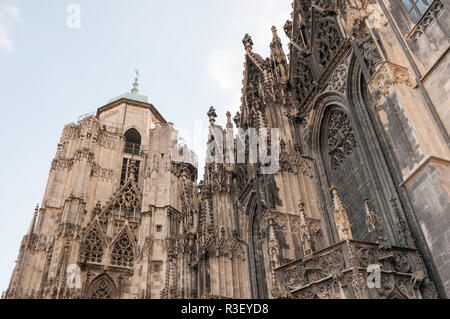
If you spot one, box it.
[233,112,241,128]
[364,199,385,243]
[242,34,253,52]
[271,26,281,43]
[330,186,353,241]
[226,111,233,129]
[131,69,139,94]
[271,25,278,36]
[128,160,137,181]
[298,200,306,222]
[298,200,305,213]
[207,106,217,125]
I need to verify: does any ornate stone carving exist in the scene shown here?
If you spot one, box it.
[326,64,347,94]
[364,199,385,243]
[326,110,357,170]
[368,62,413,105]
[279,140,314,177]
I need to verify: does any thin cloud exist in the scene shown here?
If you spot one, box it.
[2,4,20,20]
[0,4,20,53]
[207,49,240,92]
[0,23,12,52]
[232,0,291,55]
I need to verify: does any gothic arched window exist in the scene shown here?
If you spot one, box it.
[321,108,383,241]
[89,277,115,299]
[124,128,141,155]
[111,232,134,268]
[82,226,104,264]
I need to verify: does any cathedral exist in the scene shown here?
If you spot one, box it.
[4,0,449,299]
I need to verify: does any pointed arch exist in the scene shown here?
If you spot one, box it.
[307,88,390,243]
[124,128,141,155]
[244,192,268,299]
[81,221,106,264]
[88,274,116,299]
[110,226,136,268]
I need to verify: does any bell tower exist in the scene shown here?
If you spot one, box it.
[5,72,199,299]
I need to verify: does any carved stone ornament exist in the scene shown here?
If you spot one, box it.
[368,62,413,105]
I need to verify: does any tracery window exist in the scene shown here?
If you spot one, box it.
[89,277,114,299]
[402,0,431,23]
[322,109,383,241]
[111,232,134,268]
[82,226,104,264]
[120,158,140,185]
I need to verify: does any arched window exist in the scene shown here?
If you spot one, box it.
[111,232,134,268]
[89,276,115,299]
[81,226,104,264]
[321,108,383,241]
[124,128,141,155]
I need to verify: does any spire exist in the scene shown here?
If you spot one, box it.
[28,204,39,235]
[270,26,288,82]
[131,69,139,94]
[270,26,282,48]
[330,186,353,241]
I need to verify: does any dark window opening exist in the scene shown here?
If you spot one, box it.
[124,128,142,155]
[402,0,431,23]
[120,158,140,185]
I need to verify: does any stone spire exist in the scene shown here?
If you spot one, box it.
[131,69,139,94]
[27,204,39,235]
[330,186,353,241]
[270,26,288,82]
[270,26,282,49]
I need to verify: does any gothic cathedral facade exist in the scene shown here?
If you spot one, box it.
[4,0,450,299]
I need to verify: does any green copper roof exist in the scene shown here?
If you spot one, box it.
[108,69,149,104]
[108,92,149,104]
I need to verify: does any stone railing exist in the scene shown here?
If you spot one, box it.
[274,240,437,299]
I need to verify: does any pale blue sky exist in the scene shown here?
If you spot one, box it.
[0,0,291,292]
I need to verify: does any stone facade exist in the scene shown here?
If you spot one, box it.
[4,0,449,299]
